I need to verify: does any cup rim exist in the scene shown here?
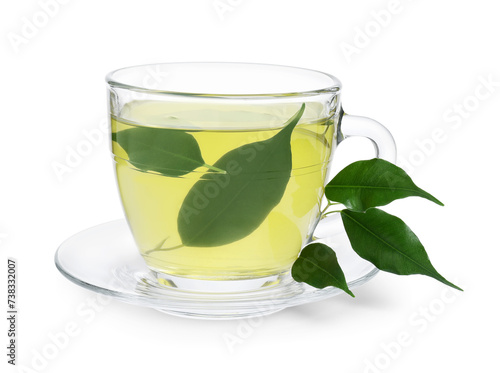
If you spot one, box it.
[106,62,342,98]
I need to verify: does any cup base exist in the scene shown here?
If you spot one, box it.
[152,270,286,293]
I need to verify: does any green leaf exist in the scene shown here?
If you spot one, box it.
[292,243,354,297]
[112,126,222,177]
[341,208,462,291]
[325,158,443,212]
[177,104,305,247]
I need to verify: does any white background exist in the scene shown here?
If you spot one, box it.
[1,0,499,372]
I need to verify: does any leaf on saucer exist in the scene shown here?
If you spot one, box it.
[341,208,462,291]
[291,243,354,297]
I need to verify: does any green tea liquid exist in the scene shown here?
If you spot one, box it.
[112,101,336,280]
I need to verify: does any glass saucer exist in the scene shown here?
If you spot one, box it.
[55,217,378,320]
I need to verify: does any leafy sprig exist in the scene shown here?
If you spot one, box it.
[292,158,462,296]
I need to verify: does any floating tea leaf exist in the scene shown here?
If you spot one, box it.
[178,104,306,247]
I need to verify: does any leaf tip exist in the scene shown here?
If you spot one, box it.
[428,193,444,207]
[292,103,306,126]
[203,163,227,174]
[448,282,463,292]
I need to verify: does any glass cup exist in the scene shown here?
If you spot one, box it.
[106,63,396,292]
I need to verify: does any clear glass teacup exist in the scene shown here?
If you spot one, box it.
[106,62,395,292]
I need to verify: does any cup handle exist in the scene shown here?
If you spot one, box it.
[311,108,397,241]
[337,107,397,163]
